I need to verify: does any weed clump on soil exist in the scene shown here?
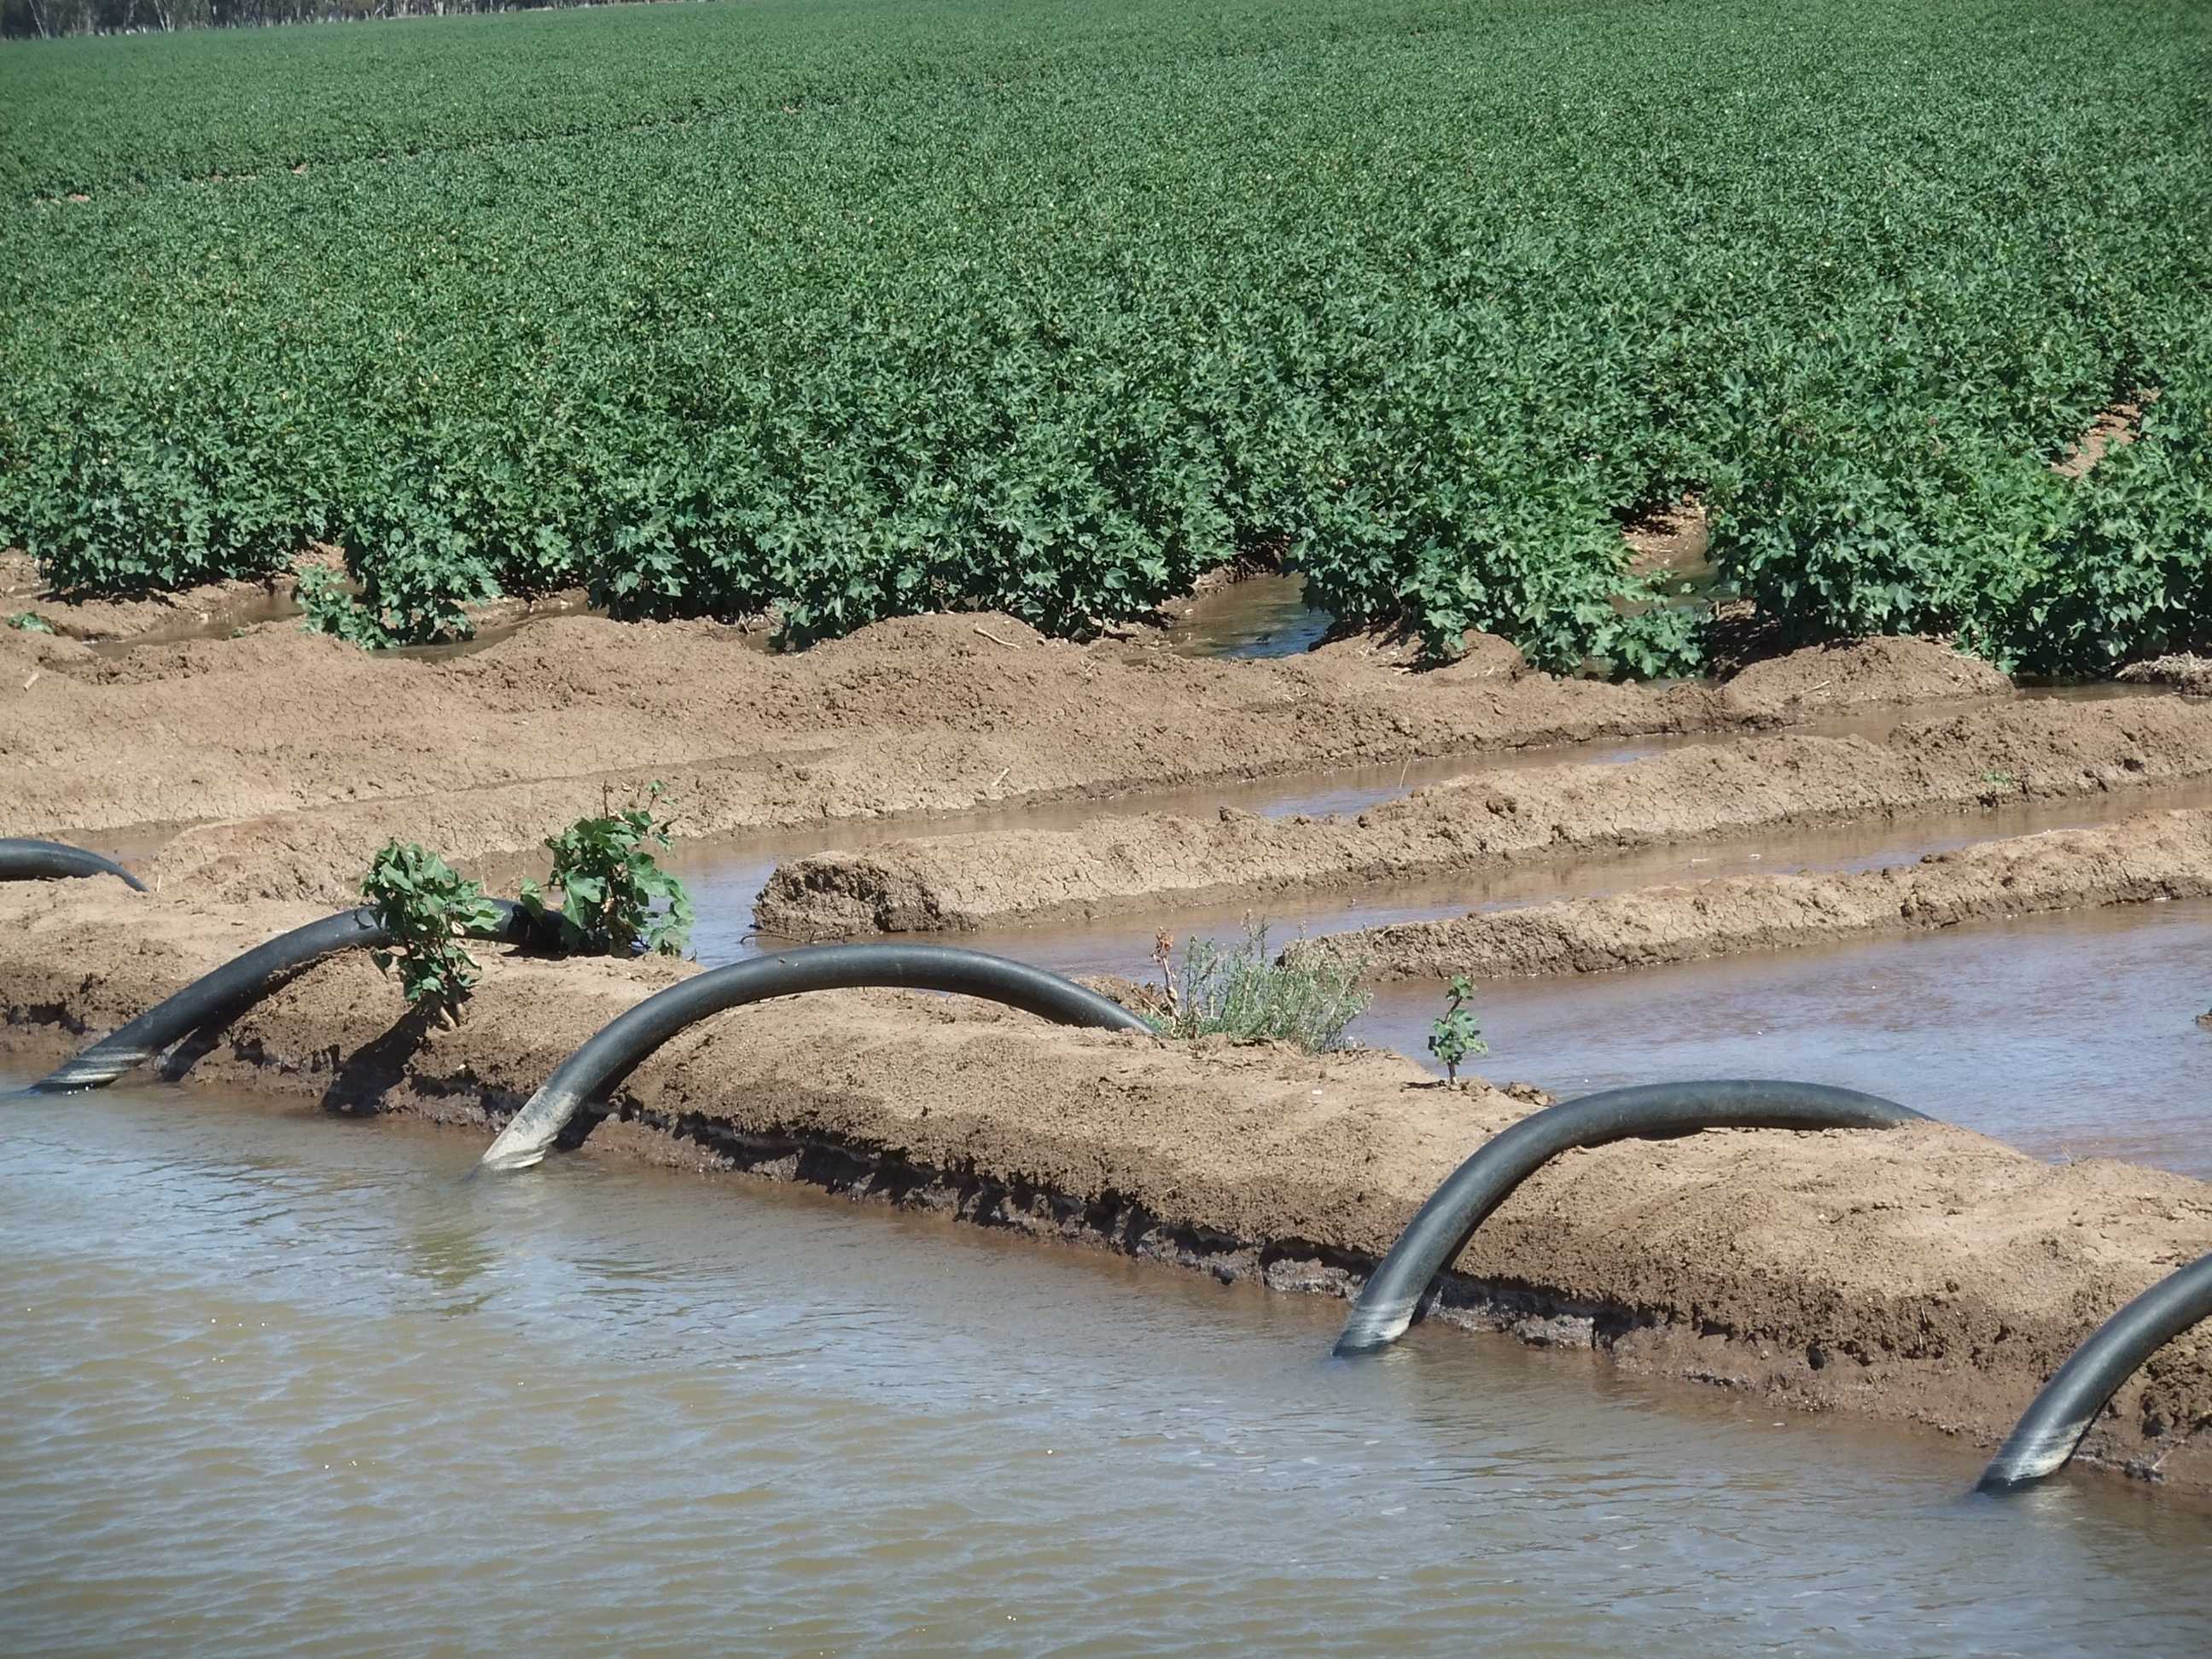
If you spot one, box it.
[6,611,55,633]
[360,839,504,1022]
[1149,922,1369,1052]
[521,782,695,958]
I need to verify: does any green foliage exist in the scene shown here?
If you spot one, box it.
[1427,975,1487,1086]
[1156,922,1371,1053]
[297,563,387,648]
[1714,364,2212,677]
[3,0,2208,674]
[358,839,503,1021]
[521,783,694,958]
[297,552,481,649]
[6,611,55,633]
[1597,597,1709,682]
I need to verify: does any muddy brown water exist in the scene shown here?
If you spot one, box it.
[1356,899,2212,1179]
[1157,571,1335,657]
[78,589,301,655]
[662,696,2172,959]
[6,1082,2210,1655]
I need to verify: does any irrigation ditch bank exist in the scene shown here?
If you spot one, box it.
[754,695,2212,938]
[1292,806,2212,981]
[5,882,2211,1493]
[2,612,2014,905]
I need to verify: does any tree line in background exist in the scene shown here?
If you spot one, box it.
[2,0,667,39]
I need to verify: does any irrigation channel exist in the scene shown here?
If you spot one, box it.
[7,1079,2212,1656]
[654,773,2212,1180]
[9,844,2210,1505]
[8,644,2212,1606]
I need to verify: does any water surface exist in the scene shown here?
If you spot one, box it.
[3,1086,2209,1654]
[1356,899,2212,1178]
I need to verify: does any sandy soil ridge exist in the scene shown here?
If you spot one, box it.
[1,613,2004,903]
[755,696,2212,937]
[3,882,2209,1493]
[1293,807,2212,981]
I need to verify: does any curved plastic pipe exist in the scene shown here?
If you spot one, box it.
[1335,1080,1930,1356]
[480,943,1153,1171]
[0,836,148,893]
[31,900,544,1094]
[1977,1250,2212,1493]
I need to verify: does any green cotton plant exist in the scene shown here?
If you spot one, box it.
[1427,974,1487,1086]
[521,783,695,958]
[296,538,486,649]
[7,0,2210,680]
[1156,920,1370,1052]
[359,840,504,1022]
[296,563,393,649]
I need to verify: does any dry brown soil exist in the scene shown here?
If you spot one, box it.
[755,696,2212,937]
[3,881,2209,1492]
[2,608,2005,903]
[1296,807,2212,981]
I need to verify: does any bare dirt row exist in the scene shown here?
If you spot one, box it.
[3,880,2209,1492]
[754,695,2212,938]
[1,605,2008,903]
[1291,807,2212,981]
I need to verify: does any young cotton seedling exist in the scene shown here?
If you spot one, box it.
[521,782,695,958]
[1427,975,1487,1087]
[359,840,504,1022]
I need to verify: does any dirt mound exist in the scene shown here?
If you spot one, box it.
[755,696,2212,937]
[2122,655,2212,696]
[8,588,2017,902]
[4,882,2209,1493]
[1720,636,2011,719]
[1295,808,2212,980]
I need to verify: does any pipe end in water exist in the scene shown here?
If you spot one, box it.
[477,1134,550,1173]
[1333,1302,1417,1358]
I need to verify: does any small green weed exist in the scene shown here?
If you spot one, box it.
[359,840,503,1022]
[1151,921,1369,1052]
[6,611,55,633]
[1427,974,1487,1086]
[1978,767,2017,787]
[521,782,695,957]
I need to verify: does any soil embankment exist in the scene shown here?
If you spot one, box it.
[0,613,2011,904]
[755,696,2212,937]
[4,882,2210,1492]
[2122,655,2212,697]
[1,550,300,644]
[1295,808,2212,981]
